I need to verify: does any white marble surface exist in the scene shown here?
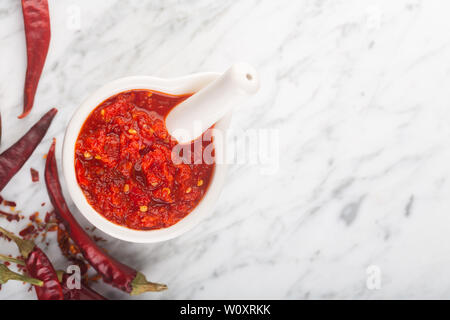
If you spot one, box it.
[2,0,450,299]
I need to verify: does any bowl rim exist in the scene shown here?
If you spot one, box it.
[62,72,230,243]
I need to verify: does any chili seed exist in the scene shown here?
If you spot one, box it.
[84,152,92,159]
[197,179,203,187]
[123,184,130,193]
[140,206,148,212]
[151,182,158,187]
[186,187,192,194]
[163,188,171,195]
[128,129,137,134]
[95,155,102,160]
[101,109,105,116]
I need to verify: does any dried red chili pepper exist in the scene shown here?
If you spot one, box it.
[45,141,167,295]
[0,108,57,191]
[0,226,64,300]
[20,0,51,119]
[0,210,21,222]
[0,254,105,300]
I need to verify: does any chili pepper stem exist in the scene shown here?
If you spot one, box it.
[0,226,35,258]
[0,264,43,287]
[130,272,168,295]
[0,254,26,266]
[55,270,64,283]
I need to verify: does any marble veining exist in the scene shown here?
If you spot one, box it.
[1,0,450,299]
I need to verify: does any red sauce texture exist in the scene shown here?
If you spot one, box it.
[75,90,214,230]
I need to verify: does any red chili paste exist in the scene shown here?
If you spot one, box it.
[75,90,214,230]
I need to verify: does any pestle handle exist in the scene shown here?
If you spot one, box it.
[165,63,260,143]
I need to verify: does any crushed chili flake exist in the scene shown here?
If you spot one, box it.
[3,200,16,207]
[88,274,102,283]
[0,207,58,242]
[30,211,38,221]
[84,226,96,232]
[30,168,39,182]
[0,233,11,242]
[44,211,54,223]
[19,224,36,238]
[0,210,21,222]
